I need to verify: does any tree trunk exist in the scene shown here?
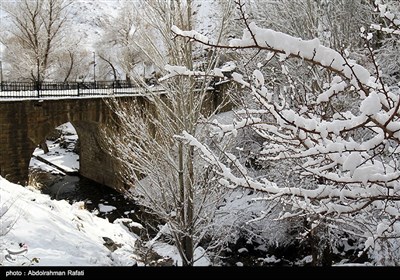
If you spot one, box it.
[183,145,194,266]
[177,142,190,266]
[40,141,49,154]
[63,50,74,82]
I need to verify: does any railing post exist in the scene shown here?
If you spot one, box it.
[77,82,80,96]
[36,81,40,98]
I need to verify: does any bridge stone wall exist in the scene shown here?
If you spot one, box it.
[0,97,129,191]
[0,87,231,192]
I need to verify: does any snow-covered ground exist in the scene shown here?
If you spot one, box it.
[29,123,79,175]
[1,122,210,266]
[0,177,140,266]
[2,118,136,266]
[0,175,211,266]
[1,175,215,266]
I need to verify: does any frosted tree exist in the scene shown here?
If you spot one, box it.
[247,0,374,50]
[0,0,74,82]
[104,0,236,266]
[95,0,143,81]
[374,0,400,85]
[168,0,400,265]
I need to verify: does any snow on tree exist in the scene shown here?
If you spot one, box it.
[373,1,400,86]
[94,0,144,81]
[247,0,374,50]
[0,0,88,82]
[102,0,237,266]
[167,0,400,265]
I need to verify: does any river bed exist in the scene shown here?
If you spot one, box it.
[27,123,302,266]
[38,173,139,222]
[28,123,141,222]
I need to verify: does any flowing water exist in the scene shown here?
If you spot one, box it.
[31,172,315,266]
[37,173,141,223]
[29,123,142,224]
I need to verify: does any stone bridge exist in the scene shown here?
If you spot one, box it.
[0,96,150,191]
[0,89,229,192]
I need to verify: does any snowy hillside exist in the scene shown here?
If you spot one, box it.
[0,0,222,79]
[67,0,221,51]
[193,0,226,39]
[68,0,123,51]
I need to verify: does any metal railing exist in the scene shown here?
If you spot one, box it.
[0,80,161,99]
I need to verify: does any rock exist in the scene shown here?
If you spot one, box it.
[102,237,122,252]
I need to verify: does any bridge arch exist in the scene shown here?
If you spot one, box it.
[29,121,80,175]
[0,97,136,191]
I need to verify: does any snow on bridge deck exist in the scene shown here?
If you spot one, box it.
[0,85,165,101]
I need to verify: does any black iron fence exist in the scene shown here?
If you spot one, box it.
[0,80,160,98]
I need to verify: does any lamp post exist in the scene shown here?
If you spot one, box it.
[93,52,96,82]
[0,60,3,91]
[0,60,3,83]
[36,58,40,97]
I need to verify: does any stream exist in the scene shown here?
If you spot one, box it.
[29,122,147,225]
[39,174,140,223]
[27,124,305,266]
[33,172,298,266]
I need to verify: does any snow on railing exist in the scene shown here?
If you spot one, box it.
[0,81,164,99]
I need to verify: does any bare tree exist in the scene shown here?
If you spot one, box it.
[95,0,143,81]
[1,0,72,82]
[52,49,93,82]
[104,0,236,266]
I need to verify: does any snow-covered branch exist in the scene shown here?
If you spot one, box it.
[171,0,400,261]
[372,1,400,36]
[171,23,371,92]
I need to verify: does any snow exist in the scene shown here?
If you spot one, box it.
[252,69,265,87]
[159,65,211,82]
[0,86,165,101]
[151,242,210,266]
[192,0,228,42]
[5,122,214,266]
[360,92,382,116]
[31,141,79,174]
[262,255,280,264]
[98,203,116,213]
[68,0,123,51]
[173,22,372,87]
[0,177,139,266]
[57,122,76,136]
[0,173,217,266]
[237,248,248,254]
[30,123,79,174]
[229,22,371,86]
[171,26,210,44]
[220,61,237,72]
[232,72,250,87]
[377,222,389,236]
[343,153,362,175]
[317,76,347,103]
